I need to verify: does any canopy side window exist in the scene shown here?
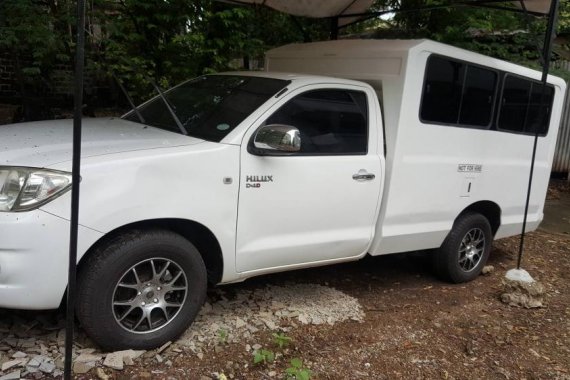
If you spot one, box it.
[420,55,498,129]
[497,74,554,136]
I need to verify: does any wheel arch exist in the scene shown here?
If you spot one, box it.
[458,201,501,237]
[79,218,224,285]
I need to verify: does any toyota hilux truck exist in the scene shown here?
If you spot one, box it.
[0,39,566,350]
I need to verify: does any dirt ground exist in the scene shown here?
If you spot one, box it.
[128,233,569,380]
[1,185,570,380]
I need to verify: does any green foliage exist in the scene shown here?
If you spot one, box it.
[272,332,292,349]
[365,0,569,69]
[253,348,275,365]
[559,0,570,34]
[1,0,569,106]
[217,328,229,344]
[90,1,329,101]
[0,0,72,90]
[285,358,311,380]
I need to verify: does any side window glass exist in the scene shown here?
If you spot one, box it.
[459,66,497,126]
[265,89,368,155]
[525,83,553,135]
[498,75,553,135]
[498,75,531,132]
[420,56,465,124]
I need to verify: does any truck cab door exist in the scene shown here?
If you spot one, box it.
[236,84,382,273]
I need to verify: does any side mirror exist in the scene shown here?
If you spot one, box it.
[252,124,301,154]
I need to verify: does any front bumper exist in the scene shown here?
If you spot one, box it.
[0,210,102,309]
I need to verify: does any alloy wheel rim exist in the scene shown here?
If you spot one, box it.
[458,228,485,272]
[112,258,188,334]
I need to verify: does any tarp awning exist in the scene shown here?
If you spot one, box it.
[224,0,554,23]
[222,0,374,26]
[513,0,552,14]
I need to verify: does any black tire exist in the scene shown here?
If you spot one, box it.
[77,229,207,350]
[434,212,492,283]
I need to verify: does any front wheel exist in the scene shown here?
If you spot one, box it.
[77,230,207,350]
[434,212,492,283]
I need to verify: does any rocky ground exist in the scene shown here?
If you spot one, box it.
[1,188,569,379]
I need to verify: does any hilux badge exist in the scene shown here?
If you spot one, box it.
[246,175,273,188]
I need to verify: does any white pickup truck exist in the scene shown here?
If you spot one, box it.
[0,39,566,350]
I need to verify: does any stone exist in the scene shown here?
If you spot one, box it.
[103,352,124,370]
[26,365,40,374]
[27,356,44,368]
[123,355,134,366]
[38,359,56,373]
[501,269,545,308]
[121,349,145,360]
[56,330,66,345]
[298,314,310,324]
[11,351,27,359]
[18,338,36,349]
[482,265,495,275]
[246,325,259,333]
[0,370,21,380]
[3,339,17,348]
[55,358,64,370]
[73,362,95,374]
[261,318,278,330]
[1,358,27,372]
[235,318,246,328]
[76,348,96,355]
[157,341,172,354]
[39,344,49,355]
[155,354,163,363]
[96,367,110,380]
[505,268,534,282]
[75,353,103,363]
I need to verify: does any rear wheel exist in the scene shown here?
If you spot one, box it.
[77,230,207,350]
[434,212,492,283]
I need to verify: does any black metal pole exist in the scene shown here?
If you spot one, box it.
[330,17,339,40]
[64,0,86,378]
[517,0,559,269]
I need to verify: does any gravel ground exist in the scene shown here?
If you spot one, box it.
[0,283,365,379]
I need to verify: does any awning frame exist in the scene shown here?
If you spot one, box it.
[332,0,548,32]
[63,1,562,378]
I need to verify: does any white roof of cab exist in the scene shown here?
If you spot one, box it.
[217,71,373,88]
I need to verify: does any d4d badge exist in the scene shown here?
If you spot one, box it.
[246,175,273,188]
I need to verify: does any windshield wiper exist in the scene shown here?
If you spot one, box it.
[150,80,188,135]
[114,75,145,124]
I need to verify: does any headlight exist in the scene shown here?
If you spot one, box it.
[0,167,72,212]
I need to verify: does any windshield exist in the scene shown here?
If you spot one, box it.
[123,75,290,142]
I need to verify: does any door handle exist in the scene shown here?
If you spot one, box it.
[352,171,375,181]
